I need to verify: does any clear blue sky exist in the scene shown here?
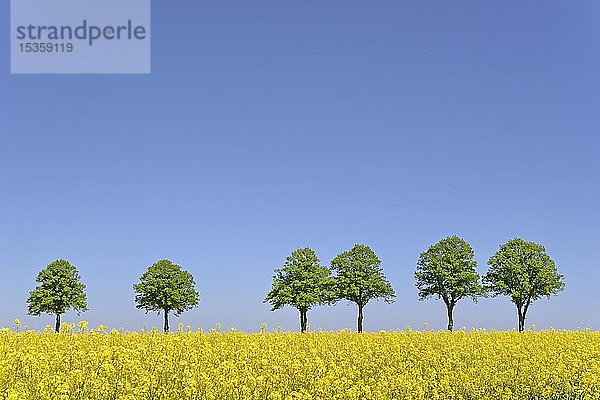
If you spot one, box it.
[1,1,599,332]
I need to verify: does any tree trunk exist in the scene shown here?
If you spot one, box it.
[522,300,531,332]
[299,309,308,333]
[55,313,61,333]
[357,304,364,333]
[163,309,169,333]
[303,309,307,332]
[517,306,525,332]
[446,304,454,332]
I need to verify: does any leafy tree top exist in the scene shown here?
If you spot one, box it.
[264,247,335,311]
[484,238,565,306]
[133,259,199,316]
[27,259,88,316]
[330,244,395,307]
[415,236,486,307]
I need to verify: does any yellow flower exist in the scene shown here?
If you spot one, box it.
[0,327,598,399]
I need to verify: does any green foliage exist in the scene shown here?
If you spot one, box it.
[330,244,395,307]
[264,247,335,312]
[483,238,565,331]
[415,236,486,306]
[484,238,564,304]
[27,259,88,317]
[133,259,199,316]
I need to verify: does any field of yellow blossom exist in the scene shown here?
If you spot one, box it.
[1,324,599,400]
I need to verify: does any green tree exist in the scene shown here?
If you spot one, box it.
[133,259,199,332]
[27,259,88,332]
[415,236,486,331]
[331,244,395,333]
[483,238,565,332]
[264,247,335,333]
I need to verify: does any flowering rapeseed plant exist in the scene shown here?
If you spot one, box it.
[0,326,598,399]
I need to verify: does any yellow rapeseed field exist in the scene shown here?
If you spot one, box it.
[1,324,599,400]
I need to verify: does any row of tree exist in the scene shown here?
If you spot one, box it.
[25,237,564,333]
[28,259,199,332]
[265,237,565,332]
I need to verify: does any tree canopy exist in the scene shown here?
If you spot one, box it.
[27,259,88,332]
[264,247,335,332]
[330,244,395,332]
[133,259,199,332]
[415,236,486,331]
[483,238,565,332]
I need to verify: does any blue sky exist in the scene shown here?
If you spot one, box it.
[1,1,599,332]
